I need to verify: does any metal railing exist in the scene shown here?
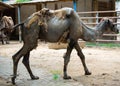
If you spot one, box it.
[78,10,120,25]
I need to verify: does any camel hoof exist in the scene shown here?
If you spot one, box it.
[11,77,16,85]
[85,71,92,75]
[31,76,39,80]
[63,76,71,79]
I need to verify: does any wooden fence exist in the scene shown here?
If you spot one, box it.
[78,10,120,43]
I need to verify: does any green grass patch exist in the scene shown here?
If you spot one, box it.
[16,0,31,3]
[86,42,120,48]
[50,70,61,80]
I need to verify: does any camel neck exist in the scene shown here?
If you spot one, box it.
[80,21,97,42]
[95,21,106,35]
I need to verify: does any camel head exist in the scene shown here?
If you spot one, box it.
[99,18,119,34]
[81,17,119,42]
[1,16,14,32]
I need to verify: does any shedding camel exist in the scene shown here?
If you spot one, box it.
[11,7,119,84]
[0,16,14,44]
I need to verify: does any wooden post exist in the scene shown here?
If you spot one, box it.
[36,3,42,11]
[44,2,47,8]
[55,3,58,10]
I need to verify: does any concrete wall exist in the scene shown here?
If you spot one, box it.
[77,0,92,12]
[20,5,36,22]
[77,0,93,17]
[46,1,73,10]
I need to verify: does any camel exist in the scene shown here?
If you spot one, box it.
[0,16,14,44]
[11,7,119,84]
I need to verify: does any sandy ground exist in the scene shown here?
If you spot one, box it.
[0,41,120,86]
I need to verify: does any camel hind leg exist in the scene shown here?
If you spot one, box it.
[22,52,39,80]
[11,42,38,84]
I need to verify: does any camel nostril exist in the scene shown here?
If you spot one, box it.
[116,29,119,34]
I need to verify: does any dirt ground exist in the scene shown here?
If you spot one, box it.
[0,41,120,86]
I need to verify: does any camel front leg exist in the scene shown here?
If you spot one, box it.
[74,42,91,75]
[22,52,39,80]
[63,39,75,79]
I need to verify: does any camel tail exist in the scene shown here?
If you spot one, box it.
[13,23,24,29]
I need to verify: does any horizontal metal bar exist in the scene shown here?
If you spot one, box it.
[103,34,120,36]
[80,17,120,19]
[96,39,120,43]
[83,22,120,25]
[78,10,120,14]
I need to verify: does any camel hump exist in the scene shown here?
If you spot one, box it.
[61,7,74,15]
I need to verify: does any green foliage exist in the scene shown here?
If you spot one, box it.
[53,74,59,80]
[86,42,120,48]
[16,0,31,3]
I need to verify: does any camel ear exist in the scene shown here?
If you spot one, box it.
[100,18,104,22]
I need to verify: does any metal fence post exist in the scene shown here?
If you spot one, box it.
[73,0,77,11]
[96,12,99,24]
[17,5,22,43]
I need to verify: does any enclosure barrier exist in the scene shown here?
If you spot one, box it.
[78,10,120,25]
